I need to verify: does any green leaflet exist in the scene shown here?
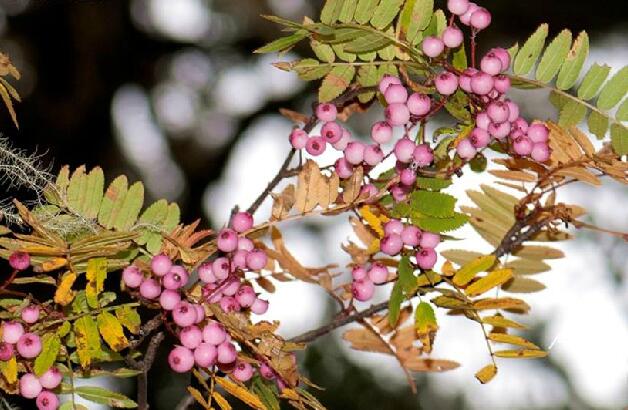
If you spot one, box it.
[577,63,610,100]
[311,39,336,63]
[412,213,469,233]
[416,177,452,191]
[452,43,467,70]
[252,377,280,410]
[597,66,628,110]
[513,23,548,75]
[319,65,356,102]
[67,166,105,219]
[339,0,359,23]
[556,31,589,90]
[137,200,180,254]
[389,256,415,325]
[357,65,378,103]
[292,59,333,81]
[587,110,609,139]
[611,123,628,155]
[558,99,587,127]
[400,0,433,44]
[254,31,308,54]
[320,0,344,24]
[617,99,628,121]
[345,31,393,53]
[410,190,456,218]
[370,0,404,29]
[34,333,61,376]
[355,0,380,24]
[535,29,572,83]
[74,386,137,408]
[422,9,446,39]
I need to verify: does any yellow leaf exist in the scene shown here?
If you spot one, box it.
[187,387,211,409]
[97,312,129,352]
[416,271,441,286]
[215,378,266,410]
[431,295,468,309]
[453,255,496,286]
[482,315,527,330]
[54,271,77,306]
[0,356,17,384]
[465,268,513,297]
[74,316,101,368]
[115,306,141,334]
[488,333,539,349]
[86,258,107,309]
[40,257,68,272]
[414,302,438,353]
[358,205,389,237]
[472,297,530,313]
[441,260,456,277]
[212,391,232,410]
[475,364,497,384]
[494,349,548,359]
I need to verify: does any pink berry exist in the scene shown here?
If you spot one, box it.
[394,137,416,163]
[413,144,434,167]
[381,233,403,256]
[203,322,227,345]
[217,342,237,364]
[385,103,410,126]
[493,75,511,93]
[371,121,393,144]
[486,101,510,124]
[442,27,464,48]
[505,100,519,123]
[420,232,440,249]
[335,157,354,179]
[475,112,491,130]
[456,138,477,159]
[512,117,529,133]
[527,123,549,143]
[289,129,308,150]
[447,0,469,15]
[231,250,247,270]
[315,103,337,122]
[364,144,384,166]
[422,36,444,58]
[17,333,41,359]
[238,237,254,251]
[221,278,240,296]
[459,68,478,93]
[160,289,181,310]
[401,225,422,247]
[531,142,551,162]
[9,251,30,271]
[122,265,143,288]
[21,305,40,324]
[219,296,239,313]
[368,262,388,284]
[233,360,254,382]
[435,72,459,95]
[321,121,343,144]
[333,127,352,150]
[2,322,24,344]
[251,298,269,315]
[378,75,402,94]
[39,367,62,389]
[194,343,217,367]
[352,266,368,280]
[407,93,431,116]
[231,211,253,233]
[163,269,189,290]
[198,263,216,283]
[384,84,408,104]
[459,2,479,25]
[390,184,409,202]
[470,7,491,30]
[246,249,268,271]
[235,286,256,308]
[513,135,533,156]
[489,47,511,71]
[344,141,366,165]
[194,304,205,323]
[400,168,417,186]
[168,346,194,373]
[180,326,203,349]
[217,228,238,253]
[139,278,162,299]
[36,391,59,410]
[384,219,404,236]
[0,342,13,361]
[480,53,503,76]
[19,373,42,399]
[352,278,375,301]
[488,121,511,140]
[212,257,231,280]
[416,248,437,270]
[260,362,276,380]
[470,72,494,95]
[469,127,491,149]
[173,301,197,328]
[151,254,172,277]
[305,136,326,156]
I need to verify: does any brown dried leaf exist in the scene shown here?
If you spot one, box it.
[489,170,537,182]
[271,184,296,221]
[401,358,460,372]
[295,160,322,213]
[342,165,364,203]
[279,109,310,125]
[342,328,390,354]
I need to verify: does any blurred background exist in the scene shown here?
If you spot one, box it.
[0,0,626,408]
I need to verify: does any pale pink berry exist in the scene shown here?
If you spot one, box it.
[194,343,217,367]
[459,68,478,93]
[203,322,227,345]
[400,168,416,186]
[232,250,248,269]
[459,2,479,25]
[219,296,239,313]
[335,157,354,179]
[19,373,42,399]
[159,289,181,310]
[168,346,194,373]
[470,72,494,95]
[385,103,410,126]
[407,93,431,116]
[371,121,393,144]
[212,257,231,280]
[493,75,511,93]
[36,391,59,410]
[289,129,308,150]
[9,251,30,271]
[0,343,13,361]
[260,362,276,380]
[470,7,491,30]
[360,184,378,202]
[321,122,343,144]
[364,144,384,166]
[486,101,510,124]
[475,112,491,130]
[505,101,519,123]
[194,304,205,323]
[39,367,62,389]
[315,103,337,122]
[151,254,172,277]
[422,36,444,58]
[17,333,41,359]
[416,248,437,270]
[381,234,403,256]
[139,278,161,299]
[413,144,434,167]
[163,269,189,290]
[233,360,254,382]
[235,286,256,308]
[384,84,408,104]
[231,211,253,233]
[217,342,237,364]
[442,27,464,48]
[204,284,223,304]
[221,278,240,297]
[531,143,551,162]
[344,141,366,165]
[456,138,477,159]
[246,249,268,271]
[238,237,254,251]
[250,298,269,315]
[488,121,511,140]
[513,135,533,156]
[489,47,511,70]
[390,185,409,202]
[305,136,326,156]
[198,263,216,283]
[122,265,143,288]
[527,123,549,143]
[447,0,469,15]
[401,225,422,247]
[420,232,440,248]
[469,128,491,149]
[217,228,238,253]
[333,127,352,150]
[384,219,404,236]
[394,137,416,163]
[368,262,388,284]
[173,301,197,328]
[352,278,375,301]
[3,321,24,344]
[480,53,503,76]
[180,326,203,349]
[379,75,402,94]
[512,117,529,133]
[21,305,40,324]
[435,72,459,95]
[352,266,368,281]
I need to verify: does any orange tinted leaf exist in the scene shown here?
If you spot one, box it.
[475,364,497,384]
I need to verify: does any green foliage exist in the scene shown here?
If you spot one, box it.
[389,255,415,325]
[73,386,137,408]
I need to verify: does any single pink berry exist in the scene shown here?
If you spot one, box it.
[488,121,511,140]
[19,373,42,399]
[233,360,255,382]
[139,278,162,299]
[401,225,422,247]
[246,249,268,271]
[381,233,403,256]
[232,249,248,269]
[512,117,529,133]
[194,342,217,367]
[335,157,354,179]
[459,2,479,25]
[400,168,417,186]
[413,144,434,167]
[36,390,59,410]
[344,141,366,165]
[459,68,478,93]
[238,237,254,251]
[486,101,510,124]
[173,301,197,328]
[447,0,469,15]
[364,144,384,166]
[513,135,533,156]
[416,248,437,270]
[289,129,308,150]
[179,326,203,350]
[475,112,491,130]
[17,333,42,359]
[394,137,416,163]
[321,122,343,144]
[422,36,445,58]
[204,285,223,304]
[0,342,13,361]
[2,322,24,344]
[333,127,352,151]
[352,278,375,301]
[420,232,440,249]
[489,47,511,71]
[217,228,238,253]
[235,286,256,308]
[352,266,368,281]
[260,362,276,380]
[384,219,404,236]
[470,72,494,95]
[231,211,253,233]
[221,278,240,296]
[435,72,459,95]
[21,305,40,324]
[384,84,408,104]
[531,142,551,162]
[315,103,337,122]
[378,75,402,94]
[390,184,409,202]
[168,346,194,373]
[194,304,205,323]
[360,184,378,202]
[407,93,431,116]
[122,265,143,288]
[39,367,62,389]
[493,75,511,93]
[504,101,519,123]
[305,136,326,156]
[9,251,30,271]
[250,298,269,315]
[159,289,181,311]
[368,262,388,285]
[151,254,172,277]
[217,342,237,364]
[470,7,491,30]
[385,103,410,126]
[220,296,240,313]
[480,53,503,76]
[527,123,549,143]
[203,322,227,345]
[442,26,464,48]
[469,127,491,148]
[163,269,189,290]
[371,121,393,144]
[198,263,216,283]
[212,257,231,280]
[456,138,477,159]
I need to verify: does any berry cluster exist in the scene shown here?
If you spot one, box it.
[289,103,352,157]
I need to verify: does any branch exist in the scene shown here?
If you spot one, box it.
[131,331,165,410]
